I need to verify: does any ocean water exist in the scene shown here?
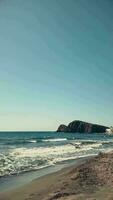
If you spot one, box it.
[0,131,113,178]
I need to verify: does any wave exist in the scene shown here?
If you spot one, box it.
[28,140,37,143]
[74,139,113,146]
[43,138,67,142]
[4,139,38,145]
[0,138,68,146]
[0,141,104,178]
[1,135,113,178]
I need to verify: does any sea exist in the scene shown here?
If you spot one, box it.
[0,131,113,192]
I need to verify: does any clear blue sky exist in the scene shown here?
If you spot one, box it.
[0,0,113,130]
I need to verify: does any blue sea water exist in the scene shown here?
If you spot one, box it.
[0,131,113,178]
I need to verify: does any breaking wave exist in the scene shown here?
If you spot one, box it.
[0,141,102,177]
[1,138,68,146]
[43,138,67,142]
[1,131,113,178]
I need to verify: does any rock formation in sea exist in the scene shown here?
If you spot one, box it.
[57,124,67,132]
[57,120,108,133]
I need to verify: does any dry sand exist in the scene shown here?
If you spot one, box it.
[1,152,113,200]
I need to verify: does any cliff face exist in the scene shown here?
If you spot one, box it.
[57,120,108,133]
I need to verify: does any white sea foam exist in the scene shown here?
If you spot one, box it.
[0,142,105,177]
[28,140,37,143]
[10,142,102,157]
[43,138,67,142]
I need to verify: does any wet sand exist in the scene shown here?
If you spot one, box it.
[1,152,113,200]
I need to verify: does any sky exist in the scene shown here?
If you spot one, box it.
[0,0,113,131]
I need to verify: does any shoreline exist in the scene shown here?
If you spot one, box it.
[0,154,95,193]
[0,155,92,200]
[1,152,113,199]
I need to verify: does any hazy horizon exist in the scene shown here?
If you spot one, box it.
[0,0,113,131]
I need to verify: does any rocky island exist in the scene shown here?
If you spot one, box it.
[57,120,108,133]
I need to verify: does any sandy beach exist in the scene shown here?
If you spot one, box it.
[1,152,113,200]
